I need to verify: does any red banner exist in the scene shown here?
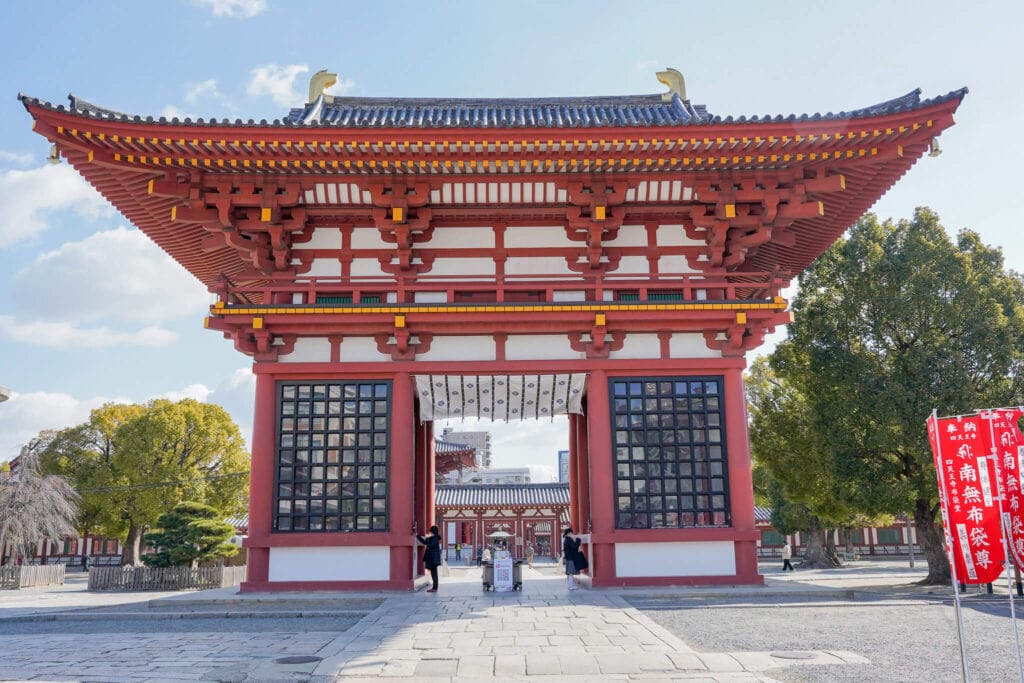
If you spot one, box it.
[927,413,1005,583]
[980,409,1024,572]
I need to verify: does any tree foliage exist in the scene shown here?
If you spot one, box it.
[143,501,238,568]
[38,399,249,565]
[755,208,1024,583]
[0,439,80,565]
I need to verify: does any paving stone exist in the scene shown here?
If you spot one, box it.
[525,653,561,675]
[412,658,458,677]
[494,654,526,676]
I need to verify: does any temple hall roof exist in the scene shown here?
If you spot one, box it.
[19,87,966,131]
[435,483,570,508]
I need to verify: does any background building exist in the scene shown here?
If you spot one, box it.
[441,428,492,468]
[557,450,570,483]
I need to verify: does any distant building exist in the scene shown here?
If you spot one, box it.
[441,429,492,468]
[470,467,531,485]
[557,450,570,483]
[435,483,569,559]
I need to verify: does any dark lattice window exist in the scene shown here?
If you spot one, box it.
[877,528,901,544]
[316,295,353,304]
[274,381,391,532]
[611,376,729,529]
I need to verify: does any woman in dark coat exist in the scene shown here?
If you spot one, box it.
[562,528,587,590]
[417,525,443,592]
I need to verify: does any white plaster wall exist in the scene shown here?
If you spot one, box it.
[268,546,390,582]
[350,227,390,249]
[504,226,573,248]
[428,227,494,249]
[414,292,448,303]
[613,256,651,275]
[349,259,385,277]
[604,224,649,247]
[669,333,723,359]
[615,541,736,577]
[279,337,331,363]
[658,255,701,275]
[552,290,587,302]
[306,258,342,277]
[416,336,496,362]
[425,258,496,276]
[613,333,661,359]
[506,335,585,360]
[339,337,391,362]
[293,227,342,250]
[505,257,573,275]
[656,225,705,247]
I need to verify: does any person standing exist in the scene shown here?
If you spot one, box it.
[562,528,587,590]
[417,525,443,592]
[525,544,535,566]
[782,541,795,571]
[455,542,462,561]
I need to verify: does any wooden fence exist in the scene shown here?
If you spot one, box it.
[88,565,246,592]
[0,564,66,589]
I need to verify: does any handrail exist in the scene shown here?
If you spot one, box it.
[211,271,789,307]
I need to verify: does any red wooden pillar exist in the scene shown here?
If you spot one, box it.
[723,367,761,583]
[576,407,592,535]
[586,369,615,585]
[412,409,435,575]
[567,413,581,533]
[241,369,275,591]
[390,372,415,585]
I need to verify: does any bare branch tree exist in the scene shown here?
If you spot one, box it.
[0,439,80,565]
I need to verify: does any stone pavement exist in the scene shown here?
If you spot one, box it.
[0,560,935,682]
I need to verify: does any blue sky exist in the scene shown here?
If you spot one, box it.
[0,0,1019,479]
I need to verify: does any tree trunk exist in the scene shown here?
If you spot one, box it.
[914,498,951,585]
[800,518,842,568]
[121,523,144,566]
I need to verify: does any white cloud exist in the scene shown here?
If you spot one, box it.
[13,227,210,324]
[636,59,659,72]
[0,373,255,459]
[207,368,256,444]
[194,0,266,18]
[0,391,129,459]
[527,464,557,483]
[439,416,568,473]
[325,78,356,98]
[247,63,308,107]
[0,163,112,248]
[153,384,214,403]
[160,105,195,121]
[0,150,33,166]
[0,316,178,349]
[184,78,221,104]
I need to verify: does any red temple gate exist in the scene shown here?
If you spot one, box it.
[20,70,965,590]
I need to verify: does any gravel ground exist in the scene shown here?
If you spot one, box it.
[631,594,1024,683]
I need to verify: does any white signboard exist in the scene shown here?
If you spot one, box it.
[493,557,514,592]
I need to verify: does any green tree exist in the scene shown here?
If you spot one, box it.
[747,358,857,567]
[0,440,79,565]
[39,399,249,565]
[143,501,238,568]
[765,208,1024,584]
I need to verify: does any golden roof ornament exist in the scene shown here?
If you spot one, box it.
[308,69,338,105]
[656,68,686,102]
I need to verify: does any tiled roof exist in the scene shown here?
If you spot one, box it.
[434,438,474,454]
[436,483,570,508]
[286,94,709,128]
[754,506,773,523]
[18,87,966,130]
